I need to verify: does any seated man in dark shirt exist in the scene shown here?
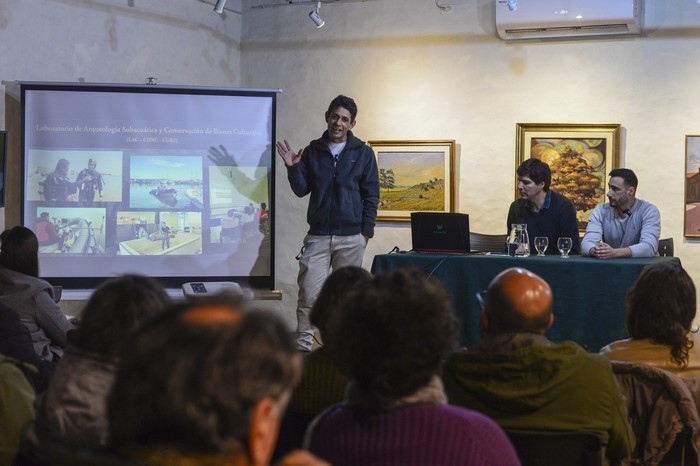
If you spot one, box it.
[507,158,580,255]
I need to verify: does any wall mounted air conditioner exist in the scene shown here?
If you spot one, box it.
[495,0,643,41]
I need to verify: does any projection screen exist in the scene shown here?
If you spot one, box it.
[21,82,276,289]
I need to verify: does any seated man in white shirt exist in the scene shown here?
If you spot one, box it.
[581,168,660,259]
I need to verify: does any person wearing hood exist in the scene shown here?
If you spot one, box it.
[276,95,379,352]
[442,267,635,466]
[0,226,74,363]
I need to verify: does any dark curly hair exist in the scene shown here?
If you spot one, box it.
[625,262,696,367]
[309,266,371,337]
[326,95,358,121]
[327,269,459,411]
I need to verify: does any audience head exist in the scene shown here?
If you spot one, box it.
[108,302,301,465]
[517,158,551,191]
[626,262,696,367]
[0,226,40,278]
[481,267,553,335]
[327,269,458,411]
[309,266,371,338]
[71,274,172,358]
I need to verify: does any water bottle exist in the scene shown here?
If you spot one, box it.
[507,224,530,257]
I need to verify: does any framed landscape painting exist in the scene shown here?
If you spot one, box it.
[368,140,455,222]
[685,135,700,238]
[516,123,620,231]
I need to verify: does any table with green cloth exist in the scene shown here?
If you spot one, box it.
[371,253,681,352]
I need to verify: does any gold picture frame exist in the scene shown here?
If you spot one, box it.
[516,123,621,231]
[368,140,455,222]
[684,135,700,238]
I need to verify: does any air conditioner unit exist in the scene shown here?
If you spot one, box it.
[495,0,643,41]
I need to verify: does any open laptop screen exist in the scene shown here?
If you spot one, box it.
[411,212,470,254]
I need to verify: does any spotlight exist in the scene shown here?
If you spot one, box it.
[506,0,518,11]
[214,0,226,14]
[309,1,325,28]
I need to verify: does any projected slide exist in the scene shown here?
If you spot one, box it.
[21,84,275,288]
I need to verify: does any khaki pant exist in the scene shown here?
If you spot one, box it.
[295,233,366,350]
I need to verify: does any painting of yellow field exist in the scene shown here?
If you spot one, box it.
[369,140,455,221]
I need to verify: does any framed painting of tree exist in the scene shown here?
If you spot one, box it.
[368,140,455,222]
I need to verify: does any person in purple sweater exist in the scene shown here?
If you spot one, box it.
[305,269,521,466]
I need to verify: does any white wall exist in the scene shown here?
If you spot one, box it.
[1,0,242,223]
[0,0,243,314]
[241,0,700,322]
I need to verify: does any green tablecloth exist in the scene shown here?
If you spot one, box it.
[371,253,681,352]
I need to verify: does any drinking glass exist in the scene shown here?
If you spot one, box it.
[557,237,573,258]
[534,236,548,256]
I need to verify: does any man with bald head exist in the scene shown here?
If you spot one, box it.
[442,267,635,466]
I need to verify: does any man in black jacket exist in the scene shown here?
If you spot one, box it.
[276,95,379,351]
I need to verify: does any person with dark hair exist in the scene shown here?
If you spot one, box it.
[160,221,172,250]
[76,158,105,206]
[23,274,172,453]
[507,158,580,255]
[306,269,519,466]
[443,267,635,466]
[276,95,379,351]
[108,302,327,466]
[42,159,79,202]
[582,168,660,258]
[601,263,700,376]
[275,266,371,460]
[0,226,74,362]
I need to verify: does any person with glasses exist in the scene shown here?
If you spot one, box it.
[276,95,379,352]
[443,267,635,466]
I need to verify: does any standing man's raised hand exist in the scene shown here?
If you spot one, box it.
[276,140,302,167]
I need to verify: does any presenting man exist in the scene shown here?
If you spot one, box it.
[507,158,580,255]
[442,267,635,466]
[581,168,660,259]
[276,95,379,351]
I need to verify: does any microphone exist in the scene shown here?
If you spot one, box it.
[625,209,632,217]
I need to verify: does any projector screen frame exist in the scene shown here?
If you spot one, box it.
[19,81,278,290]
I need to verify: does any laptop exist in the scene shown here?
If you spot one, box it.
[410,212,470,254]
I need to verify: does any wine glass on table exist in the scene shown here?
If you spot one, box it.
[557,237,573,258]
[534,236,548,256]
